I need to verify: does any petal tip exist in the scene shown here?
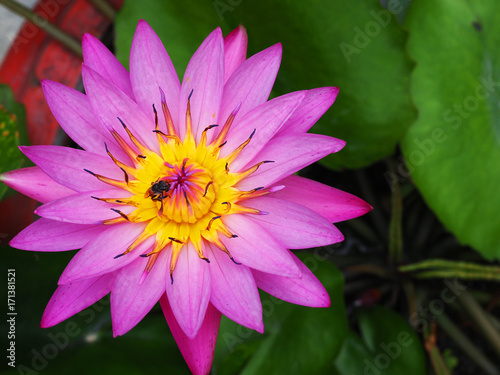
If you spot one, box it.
[81,32,95,45]
[8,237,19,249]
[183,324,201,340]
[18,145,29,154]
[40,79,52,90]
[205,27,224,45]
[137,19,150,28]
[322,297,332,308]
[364,202,374,213]
[135,19,155,37]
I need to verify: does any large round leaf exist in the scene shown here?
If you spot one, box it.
[115,0,416,168]
[335,307,426,375]
[402,0,500,259]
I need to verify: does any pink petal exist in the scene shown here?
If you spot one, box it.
[221,214,300,277]
[270,175,372,222]
[10,218,105,251]
[130,20,180,132]
[82,33,134,99]
[237,133,345,190]
[19,145,125,192]
[41,273,114,328]
[81,64,159,153]
[111,246,168,336]
[178,28,224,142]
[161,296,221,375]
[0,166,74,203]
[277,87,339,135]
[218,43,282,128]
[221,91,306,171]
[253,251,330,307]
[207,242,263,332]
[223,25,247,83]
[58,223,149,284]
[243,197,344,249]
[35,189,135,225]
[166,242,211,339]
[41,80,127,161]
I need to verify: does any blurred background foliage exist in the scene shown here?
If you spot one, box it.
[1,0,500,374]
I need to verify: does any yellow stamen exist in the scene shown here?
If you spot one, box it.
[86,94,271,281]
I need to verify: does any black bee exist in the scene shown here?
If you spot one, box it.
[146,178,171,201]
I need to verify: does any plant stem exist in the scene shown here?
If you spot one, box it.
[387,158,403,265]
[403,280,416,317]
[399,259,500,272]
[398,259,500,281]
[436,313,499,375]
[346,264,390,278]
[424,323,451,375]
[0,0,82,57]
[408,270,500,281]
[457,290,500,358]
[89,0,116,20]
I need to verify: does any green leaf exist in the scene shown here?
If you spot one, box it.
[115,0,416,169]
[335,307,426,375]
[115,0,222,75]
[213,253,348,375]
[402,0,500,259]
[17,312,190,375]
[0,84,27,200]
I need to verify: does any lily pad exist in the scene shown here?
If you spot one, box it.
[402,0,500,259]
[335,307,426,375]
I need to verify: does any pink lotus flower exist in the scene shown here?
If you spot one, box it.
[1,21,371,374]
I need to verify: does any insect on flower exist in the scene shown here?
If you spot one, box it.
[145,178,171,202]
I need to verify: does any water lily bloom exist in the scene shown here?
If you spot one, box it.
[1,21,371,374]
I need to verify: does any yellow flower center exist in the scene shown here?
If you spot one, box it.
[88,93,272,280]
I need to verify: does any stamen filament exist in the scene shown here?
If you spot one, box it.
[233,160,275,183]
[84,169,129,190]
[159,87,177,136]
[117,117,150,155]
[213,102,241,147]
[224,129,256,165]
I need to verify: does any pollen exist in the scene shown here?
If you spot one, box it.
[89,90,272,281]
